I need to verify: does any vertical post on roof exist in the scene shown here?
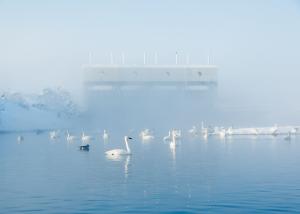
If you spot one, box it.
[110,52,113,65]
[122,52,125,65]
[186,53,190,65]
[89,52,92,65]
[154,52,158,65]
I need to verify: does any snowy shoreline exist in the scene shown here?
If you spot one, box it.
[0,88,80,132]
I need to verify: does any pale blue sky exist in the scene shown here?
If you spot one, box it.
[0,0,299,103]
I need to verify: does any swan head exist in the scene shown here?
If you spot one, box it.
[124,136,132,141]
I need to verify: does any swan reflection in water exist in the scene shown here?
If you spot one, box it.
[106,154,131,178]
[170,146,176,161]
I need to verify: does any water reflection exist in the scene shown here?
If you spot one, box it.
[124,156,130,178]
[106,154,131,178]
[170,146,176,162]
[3,131,300,213]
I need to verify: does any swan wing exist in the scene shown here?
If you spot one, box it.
[105,149,128,156]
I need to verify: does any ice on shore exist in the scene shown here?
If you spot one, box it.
[0,88,80,132]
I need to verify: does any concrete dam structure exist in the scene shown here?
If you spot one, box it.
[83,64,218,127]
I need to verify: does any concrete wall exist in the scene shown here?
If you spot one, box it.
[83,65,218,86]
[82,65,218,127]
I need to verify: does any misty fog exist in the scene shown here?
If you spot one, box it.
[1,0,300,127]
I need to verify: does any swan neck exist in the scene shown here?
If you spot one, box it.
[125,138,131,153]
[172,131,176,144]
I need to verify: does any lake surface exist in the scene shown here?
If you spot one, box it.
[1,130,300,213]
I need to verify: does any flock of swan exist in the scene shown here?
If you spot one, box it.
[18,128,183,157]
[16,123,300,157]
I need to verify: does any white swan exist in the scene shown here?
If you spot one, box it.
[201,122,210,140]
[226,127,233,136]
[49,131,59,140]
[284,132,292,141]
[105,136,132,156]
[103,130,109,142]
[251,128,259,135]
[188,126,198,136]
[218,128,226,138]
[170,130,178,149]
[163,131,172,142]
[66,131,77,142]
[202,128,208,140]
[17,135,24,142]
[81,132,92,144]
[140,129,154,141]
[290,127,298,135]
[270,124,278,136]
[173,129,181,140]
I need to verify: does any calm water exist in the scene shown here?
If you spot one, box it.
[1,130,300,213]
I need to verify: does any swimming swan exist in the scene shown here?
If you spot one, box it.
[163,131,172,142]
[140,129,154,141]
[105,136,132,156]
[188,126,198,136]
[270,124,278,136]
[170,130,178,149]
[66,131,77,142]
[284,132,292,141]
[81,132,92,143]
[218,128,226,138]
[49,131,59,140]
[202,128,209,140]
[103,130,109,142]
[172,129,182,140]
[17,135,24,142]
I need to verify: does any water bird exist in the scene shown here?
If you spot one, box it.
[49,131,59,140]
[17,135,24,142]
[79,144,89,151]
[226,127,233,136]
[105,136,132,156]
[163,131,172,142]
[172,129,181,140]
[284,132,292,141]
[140,129,154,141]
[170,130,178,149]
[81,132,93,143]
[103,130,109,142]
[218,128,226,138]
[66,131,77,142]
[201,122,209,139]
[270,124,278,136]
[290,127,298,135]
[251,128,259,135]
[202,129,208,140]
[188,126,198,136]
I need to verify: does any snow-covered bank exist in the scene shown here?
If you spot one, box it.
[0,88,80,132]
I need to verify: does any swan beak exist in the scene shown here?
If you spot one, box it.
[128,137,133,140]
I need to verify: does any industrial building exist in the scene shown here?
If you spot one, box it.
[83,64,218,127]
